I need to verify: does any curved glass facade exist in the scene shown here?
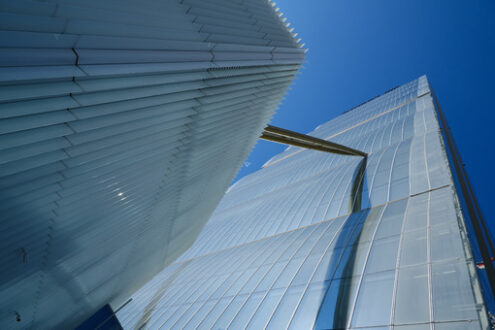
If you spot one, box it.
[117,76,489,329]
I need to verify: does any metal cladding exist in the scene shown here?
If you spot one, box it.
[117,76,490,329]
[0,1,304,328]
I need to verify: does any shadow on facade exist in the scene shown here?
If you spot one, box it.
[0,192,96,327]
[314,157,371,329]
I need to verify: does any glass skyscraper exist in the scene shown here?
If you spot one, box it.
[117,76,492,329]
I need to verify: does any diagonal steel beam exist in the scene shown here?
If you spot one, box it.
[260,125,367,157]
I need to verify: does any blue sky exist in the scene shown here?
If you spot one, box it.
[234,1,495,238]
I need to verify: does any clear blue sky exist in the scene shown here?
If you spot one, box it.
[234,1,495,238]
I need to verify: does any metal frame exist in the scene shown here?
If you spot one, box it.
[260,125,367,157]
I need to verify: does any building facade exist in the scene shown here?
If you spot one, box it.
[0,1,304,328]
[117,76,491,329]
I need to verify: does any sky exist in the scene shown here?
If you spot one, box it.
[234,1,495,239]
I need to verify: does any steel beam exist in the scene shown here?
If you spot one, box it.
[260,125,367,157]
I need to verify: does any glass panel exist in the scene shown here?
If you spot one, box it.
[429,188,457,227]
[389,176,409,201]
[211,272,242,299]
[256,262,285,291]
[394,265,430,325]
[314,277,360,329]
[288,282,327,329]
[333,242,370,279]
[311,247,343,283]
[211,294,249,329]
[292,254,321,286]
[240,265,271,294]
[272,257,305,289]
[394,325,430,330]
[370,183,388,206]
[183,299,217,329]
[224,268,256,296]
[431,261,479,322]
[173,302,203,329]
[266,285,305,329]
[157,303,188,328]
[357,206,384,243]
[365,236,399,274]
[434,321,482,330]
[351,270,395,328]
[430,222,464,262]
[246,288,284,330]
[399,229,427,267]
[229,291,265,329]
[403,193,428,232]
[374,199,407,239]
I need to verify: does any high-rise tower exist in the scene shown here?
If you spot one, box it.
[0,1,304,328]
[117,76,493,329]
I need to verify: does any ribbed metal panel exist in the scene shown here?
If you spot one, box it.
[0,0,304,328]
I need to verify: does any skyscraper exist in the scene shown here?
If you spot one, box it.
[0,1,303,328]
[117,76,492,329]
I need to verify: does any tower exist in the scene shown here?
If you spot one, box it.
[117,76,492,329]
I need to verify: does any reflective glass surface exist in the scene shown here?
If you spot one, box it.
[117,76,488,329]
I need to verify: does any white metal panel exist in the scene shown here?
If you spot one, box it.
[0,0,304,328]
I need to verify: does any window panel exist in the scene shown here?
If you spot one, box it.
[394,325,429,330]
[394,265,430,325]
[223,268,256,297]
[273,257,305,289]
[430,223,464,262]
[314,277,360,329]
[288,282,327,329]
[183,299,217,329]
[429,188,458,227]
[431,261,478,322]
[351,270,395,328]
[246,288,284,329]
[311,247,343,283]
[229,291,265,329]
[240,264,271,294]
[197,297,231,330]
[292,254,321,286]
[333,242,370,279]
[403,194,428,232]
[389,177,409,201]
[434,321,481,330]
[266,285,305,329]
[399,229,427,267]
[357,206,384,243]
[365,236,399,274]
[211,294,249,329]
[375,199,407,239]
[256,262,285,292]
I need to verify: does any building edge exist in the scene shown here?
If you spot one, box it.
[426,78,495,324]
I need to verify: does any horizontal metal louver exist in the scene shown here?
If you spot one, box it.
[0,0,304,328]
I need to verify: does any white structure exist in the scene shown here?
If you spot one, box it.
[0,0,304,328]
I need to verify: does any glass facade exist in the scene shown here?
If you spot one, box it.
[117,76,490,329]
